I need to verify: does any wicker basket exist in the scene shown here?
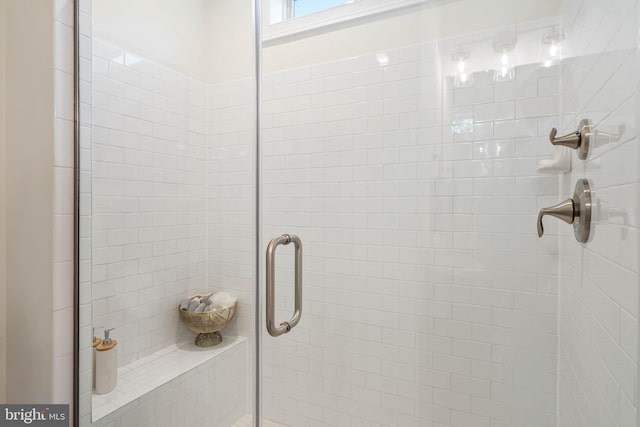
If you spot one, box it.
[178,295,237,347]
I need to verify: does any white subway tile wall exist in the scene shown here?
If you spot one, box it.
[83,34,254,425]
[207,79,256,340]
[205,78,257,424]
[558,0,639,426]
[91,39,210,366]
[73,2,640,427]
[258,38,562,426]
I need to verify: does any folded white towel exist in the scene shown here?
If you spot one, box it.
[209,292,238,310]
[194,302,206,313]
[179,298,190,311]
[187,298,200,312]
[200,293,214,305]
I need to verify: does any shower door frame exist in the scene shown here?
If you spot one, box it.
[73,0,81,425]
[253,1,263,426]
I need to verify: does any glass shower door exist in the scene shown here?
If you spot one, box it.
[257,0,640,426]
[76,1,259,425]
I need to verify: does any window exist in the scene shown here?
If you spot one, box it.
[264,0,427,43]
[269,0,357,25]
[292,0,355,19]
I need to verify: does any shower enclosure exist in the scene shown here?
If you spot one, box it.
[76,0,640,426]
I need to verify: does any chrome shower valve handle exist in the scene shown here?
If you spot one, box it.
[537,198,575,237]
[549,119,592,160]
[537,179,592,243]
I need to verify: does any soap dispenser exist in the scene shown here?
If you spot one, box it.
[95,328,117,395]
[92,327,102,390]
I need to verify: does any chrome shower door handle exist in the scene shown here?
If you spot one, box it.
[266,234,302,337]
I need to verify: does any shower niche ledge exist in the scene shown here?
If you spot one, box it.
[91,335,247,424]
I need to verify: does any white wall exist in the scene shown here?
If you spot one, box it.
[91,0,562,84]
[188,2,567,426]
[78,2,640,427]
[207,79,256,340]
[92,0,214,82]
[253,39,561,425]
[90,39,210,365]
[206,1,255,83]
[557,0,639,426]
[79,1,258,423]
[92,0,255,84]
[262,0,560,72]
[5,0,55,403]
[0,0,7,404]
[1,0,75,408]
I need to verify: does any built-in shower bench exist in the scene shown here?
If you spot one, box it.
[91,335,247,426]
